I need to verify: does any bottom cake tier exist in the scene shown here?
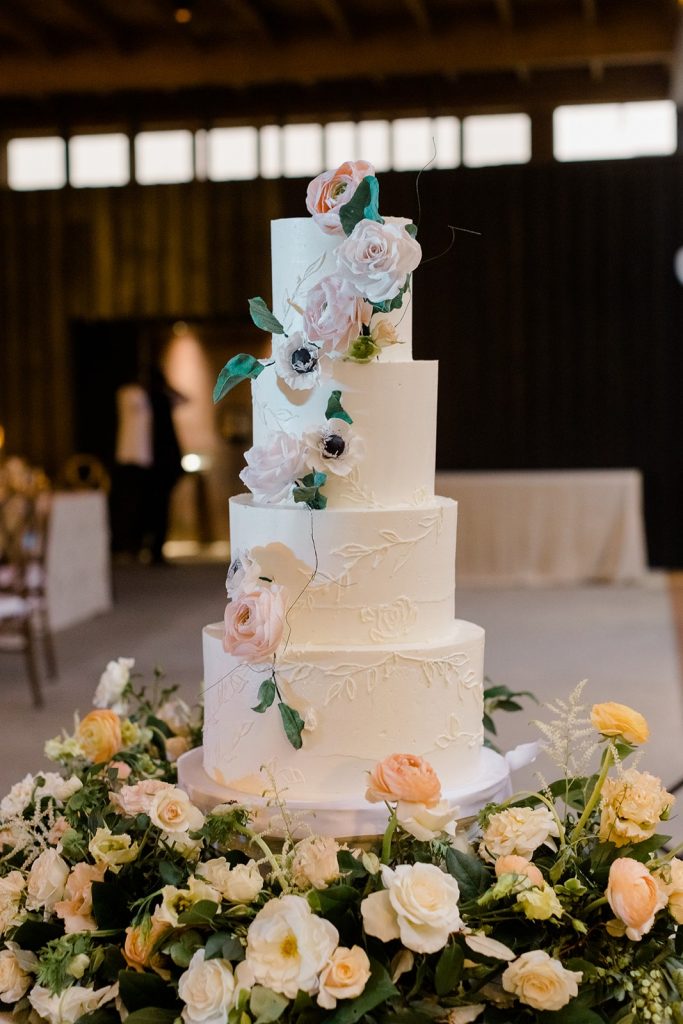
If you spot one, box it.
[202,619,486,803]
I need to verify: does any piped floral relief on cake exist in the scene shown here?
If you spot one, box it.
[332,509,443,577]
[435,713,485,751]
[360,597,418,642]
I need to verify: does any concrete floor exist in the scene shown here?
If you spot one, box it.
[0,565,681,821]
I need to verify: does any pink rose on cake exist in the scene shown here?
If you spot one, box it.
[306,160,375,234]
[335,219,421,304]
[223,584,287,663]
[303,276,372,354]
[302,418,364,477]
[240,431,306,504]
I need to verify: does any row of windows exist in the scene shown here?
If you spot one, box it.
[6,102,677,191]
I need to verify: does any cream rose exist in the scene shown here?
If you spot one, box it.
[149,787,205,835]
[245,893,339,998]
[28,982,118,1024]
[396,799,457,841]
[371,318,399,348]
[199,858,263,903]
[336,219,421,303]
[606,857,667,940]
[166,736,191,762]
[591,701,649,744]
[223,585,287,664]
[0,871,25,934]
[179,949,235,1024]
[76,709,122,763]
[495,855,544,889]
[88,826,139,871]
[448,1008,485,1024]
[26,849,69,911]
[502,950,582,1012]
[0,774,36,817]
[599,768,674,847]
[365,753,442,807]
[240,432,306,504]
[291,836,341,890]
[317,945,371,1010]
[112,779,173,816]
[0,944,35,1003]
[480,806,559,862]
[362,863,462,954]
[54,862,107,933]
[303,276,372,354]
[306,160,375,234]
[93,657,135,714]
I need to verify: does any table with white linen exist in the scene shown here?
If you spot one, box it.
[436,469,648,586]
[46,491,113,630]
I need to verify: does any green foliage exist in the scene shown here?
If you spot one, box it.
[292,472,328,510]
[252,678,276,714]
[118,969,180,1012]
[11,917,64,953]
[325,389,353,424]
[214,353,265,404]
[339,175,382,236]
[202,804,252,847]
[177,899,219,927]
[250,986,289,1024]
[248,297,285,335]
[445,847,490,902]
[434,942,464,996]
[278,702,305,750]
[36,933,94,995]
[123,1010,179,1024]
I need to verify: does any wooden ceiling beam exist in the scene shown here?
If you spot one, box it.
[0,3,53,56]
[0,7,673,96]
[217,0,271,40]
[582,0,598,25]
[313,0,352,40]
[495,0,513,29]
[403,0,431,35]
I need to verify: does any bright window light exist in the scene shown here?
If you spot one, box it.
[135,130,194,184]
[69,133,129,187]
[433,116,460,168]
[282,123,323,177]
[207,126,258,180]
[392,118,434,171]
[554,101,677,161]
[7,137,66,190]
[357,120,391,171]
[260,125,281,178]
[325,122,357,167]
[463,113,531,167]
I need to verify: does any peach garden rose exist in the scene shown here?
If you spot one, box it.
[495,854,544,889]
[306,160,375,234]
[223,584,287,663]
[365,753,442,807]
[54,862,106,933]
[606,857,667,940]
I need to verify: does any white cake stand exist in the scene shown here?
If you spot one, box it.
[178,746,515,840]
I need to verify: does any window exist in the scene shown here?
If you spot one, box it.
[259,125,281,178]
[207,127,258,180]
[282,124,323,177]
[463,113,531,167]
[554,101,677,161]
[7,137,66,190]
[432,117,460,169]
[357,120,391,172]
[325,122,357,166]
[69,133,129,187]
[392,118,434,171]
[134,130,194,184]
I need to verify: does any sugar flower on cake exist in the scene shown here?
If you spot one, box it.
[302,417,363,477]
[335,219,422,304]
[361,862,462,954]
[240,431,307,504]
[225,549,261,600]
[273,332,323,391]
[223,582,287,663]
[303,275,373,354]
[306,159,375,234]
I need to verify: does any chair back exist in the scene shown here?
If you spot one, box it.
[0,491,51,596]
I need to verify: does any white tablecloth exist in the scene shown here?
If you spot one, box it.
[436,470,648,586]
[46,491,113,630]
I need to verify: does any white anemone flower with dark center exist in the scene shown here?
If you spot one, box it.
[273,332,323,391]
[302,418,364,477]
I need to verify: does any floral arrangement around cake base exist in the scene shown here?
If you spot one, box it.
[1,662,683,1024]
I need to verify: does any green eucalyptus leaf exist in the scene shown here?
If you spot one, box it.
[325,389,353,424]
[278,702,304,749]
[214,353,265,404]
[158,860,184,887]
[249,986,289,1024]
[176,899,219,926]
[248,296,284,335]
[434,942,464,996]
[75,1010,121,1024]
[118,970,179,1012]
[252,678,276,714]
[337,849,367,877]
[339,175,383,236]
[445,848,490,902]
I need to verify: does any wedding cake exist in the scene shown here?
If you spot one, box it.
[181,161,510,835]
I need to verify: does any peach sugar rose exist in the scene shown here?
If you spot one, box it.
[76,710,122,763]
[306,160,375,234]
[365,753,441,807]
[223,585,287,664]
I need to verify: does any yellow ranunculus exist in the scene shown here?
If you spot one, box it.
[590,702,649,745]
[76,710,122,763]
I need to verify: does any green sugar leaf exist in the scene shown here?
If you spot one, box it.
[278,702,304,749]
[252,677,276,714]
[213,353,264,403]
[248,296,284,335]
[293,471,328,510]
[371,275,411,314]
[405,221,418,238]
[339,175,383,236]
[325,389,353,424]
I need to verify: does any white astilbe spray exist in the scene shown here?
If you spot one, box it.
[0,800,61,870]
[532,680,598,778]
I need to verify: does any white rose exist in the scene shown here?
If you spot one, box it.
[291,836,340,890]
[335,219,421,303]
[35,773,83,803]
[149,787,205,834]
[317,945,371,1009]
[502,950,582,1012]
[361,863,462,954]
[1,774,35,818]
[480,806,560,862]
[240,431,307,504]
[448,1008,485,1024]
[26,849,69,911]
[396,800,458,842]
[179,949,235,1024]
[0,872,26,934]
[29,982,118,1024]
[0,944,35,1003]
[246,893,339,998]
[199,859,263,903]
[93,657,135,714]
